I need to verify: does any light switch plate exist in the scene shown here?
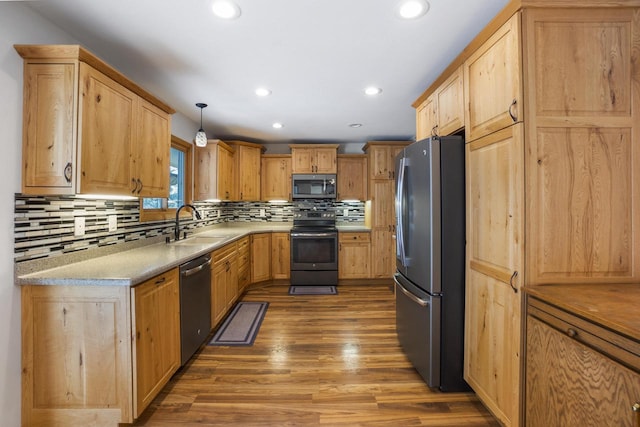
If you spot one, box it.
[74,217,85,236]
[108,215,117,232]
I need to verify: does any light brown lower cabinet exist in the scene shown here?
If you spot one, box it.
[211,242,238,328]
[339,232,371,279]
[251,233,272,283]
[271,232,290,279]
[21,268,180,425]
[526,297,640,427]
[237,236,251,293]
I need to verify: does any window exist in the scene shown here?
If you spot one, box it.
[140,135,193,222]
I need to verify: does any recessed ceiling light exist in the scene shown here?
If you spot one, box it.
[364,87,382,96]
[349,123,363,128]
[255,87,272,97]
[272,122,284,129]
[211,0,241,19]
[398,0,429,19]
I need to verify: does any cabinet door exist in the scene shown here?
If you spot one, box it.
[370,229,394,278]
[251,233,272,283]
[271,232,290,279]
[132,269,180,418]
[436,66,464,136]
[337,156,367,201]
[339,233,371,279]
[211,259,228,328]
[526,316,640,427]
[217,145,234,200]
[368,146,392,179]
[370,180,395,228]
[261,156,291,201]
[135,98,170,198]
[524,8,640,284]
[416,95,437,140]
[79,63,136,195]
[194,144,218,201]
[22,62,77,194]
[226,256,239,310]
[464,13,522,142]
[465,125,524,427]
[314,147,337,173]
[291,148,314,173]
[236,145,261,200]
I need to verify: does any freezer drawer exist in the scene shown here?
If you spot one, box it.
[394,273,441,388]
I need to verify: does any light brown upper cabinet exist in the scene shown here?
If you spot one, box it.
[290,144,339,173]
[523,7,640,285]
[16,45,173,197]
[337,154,367,201]
[464,13,522,143]
[226,140,264,201]
[194,140,234,201]
[416,66,464,139]
[261,155,292,201]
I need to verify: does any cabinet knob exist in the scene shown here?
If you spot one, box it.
[633,402,640,427]
[566,328,578,338]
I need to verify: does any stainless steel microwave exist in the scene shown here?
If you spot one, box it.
[291,174,337,199]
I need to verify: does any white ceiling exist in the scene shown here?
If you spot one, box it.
[25,0,510,145]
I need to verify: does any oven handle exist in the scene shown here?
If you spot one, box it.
[394,274,429,307]
[290,232,336,238]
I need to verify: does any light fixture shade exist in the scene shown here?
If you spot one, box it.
[195,129,208,147]
[194,102,208,147]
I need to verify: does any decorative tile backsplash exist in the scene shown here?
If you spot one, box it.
[14,195,365,263]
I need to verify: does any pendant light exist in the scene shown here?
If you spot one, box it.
[194,103,208,147]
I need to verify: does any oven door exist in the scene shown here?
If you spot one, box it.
[290,230,338,270]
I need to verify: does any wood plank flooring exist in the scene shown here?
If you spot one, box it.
[132,282,499,426]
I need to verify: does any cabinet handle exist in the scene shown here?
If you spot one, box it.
[339,243,342,251]
[509,270,518,293]
[431,125,438,137]
[566,328,578,338]
[632,402,639,427]
[508,98,518,122]
[137,179,143,194]
[131,178,138,194]
[154,277,166,285]
[64,162,73,183]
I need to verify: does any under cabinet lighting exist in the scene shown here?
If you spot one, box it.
[78,194,138,201]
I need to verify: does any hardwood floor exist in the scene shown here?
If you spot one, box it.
[133,282,499,426]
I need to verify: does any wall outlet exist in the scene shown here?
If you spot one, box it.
[259,208,266,218]
[108,215,117,232]
[343,208,349,217]
[74,217,85,237]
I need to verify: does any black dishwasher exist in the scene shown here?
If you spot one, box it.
[179,254,211,365]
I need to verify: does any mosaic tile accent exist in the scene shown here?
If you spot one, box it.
[14,195,365,263]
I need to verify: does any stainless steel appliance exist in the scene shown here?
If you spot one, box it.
[394,135,468,391]
[291,174,337,199]
[179,254,212,365]
[290,208,338,285]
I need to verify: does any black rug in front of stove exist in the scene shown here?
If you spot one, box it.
[288,285,338,295]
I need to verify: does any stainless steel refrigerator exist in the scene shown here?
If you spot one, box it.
[394,135,468,391]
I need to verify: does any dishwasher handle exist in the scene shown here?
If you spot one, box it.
[181,257,212,277]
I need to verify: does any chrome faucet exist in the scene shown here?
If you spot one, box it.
[174,204,202,241]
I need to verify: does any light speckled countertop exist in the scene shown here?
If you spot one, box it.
[17,223,369,287]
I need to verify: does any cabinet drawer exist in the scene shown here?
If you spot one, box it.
[213,242,237,264]
[339,232,370,243]
[237,236,250,253]
[528,297,640,372]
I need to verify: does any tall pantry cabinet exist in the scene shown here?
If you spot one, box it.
[363,141,410,278]
[414,1,640,426]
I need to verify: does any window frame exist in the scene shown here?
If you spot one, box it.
[139,135,193,222]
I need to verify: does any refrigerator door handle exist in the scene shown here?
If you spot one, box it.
[394,274,429,307]
[396,157,408,267]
